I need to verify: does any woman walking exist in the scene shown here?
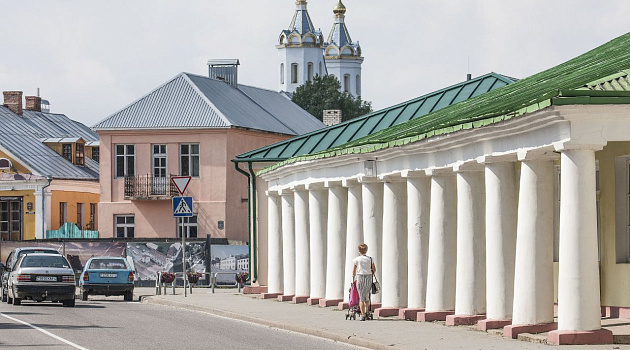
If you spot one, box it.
[352,243,376,321]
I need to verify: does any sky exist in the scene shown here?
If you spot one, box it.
[1,1,629,127]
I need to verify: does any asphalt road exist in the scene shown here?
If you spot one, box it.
[0,296,365,350]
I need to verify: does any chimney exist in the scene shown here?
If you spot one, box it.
[25,96,42,112]
[323,109,342,126]
[208,59,240,88]
[466,73,472,81]
[3,91,23,115]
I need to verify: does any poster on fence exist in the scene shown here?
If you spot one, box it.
[210,244,248,285]
[126,242,207,285]
[0,242,64,262]
[64,242,126,272]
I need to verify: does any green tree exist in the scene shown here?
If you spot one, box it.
[292,75,372,122]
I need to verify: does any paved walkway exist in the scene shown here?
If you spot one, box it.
[136,287,630,350]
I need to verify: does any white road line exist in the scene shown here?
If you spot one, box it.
[0,312,89,350]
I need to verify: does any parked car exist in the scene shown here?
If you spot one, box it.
[1,247,60,303]
[79,257,134,301]
[7,253,76,307]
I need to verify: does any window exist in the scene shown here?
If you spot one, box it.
[75,143,85,166]
[280,63,284,84]
[89,203,97,230]
[115,215,134,238]
[177,215,198,238]
[62,144,72,162]
[77,203,84,229]
[291,63,298,84]
[180,144,199,177]
[356,75,361,96]
[319,62,322,76]
[91,147,100,163]
[115,145,135,178]
[0,158,11,169]
[59,202,67,227]
[307,62,313,82]
[153,144,167,178]
[344,74,350,92]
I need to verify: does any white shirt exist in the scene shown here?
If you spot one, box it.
[353,255,373,275]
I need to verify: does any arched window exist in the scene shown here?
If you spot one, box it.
[0,158,12,169]
[356,75,361,96]
[280,63,285,84]
[343,74,350,92]
[291,63,298,84]
[280,35,285,45]
[319,62,322,76]
[307,62,313,82]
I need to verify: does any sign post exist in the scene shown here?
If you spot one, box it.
[172,176,192,297]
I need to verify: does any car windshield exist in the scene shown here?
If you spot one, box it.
[18,249,58,258]
[89,259,127,270]
[21,255,70,268]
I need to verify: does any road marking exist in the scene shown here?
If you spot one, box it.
[0,312,89,350]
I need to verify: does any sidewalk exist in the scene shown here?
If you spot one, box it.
[136,288,630,350]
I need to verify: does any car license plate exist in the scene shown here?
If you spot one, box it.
[36,276,57,282]
[100,273,117,278]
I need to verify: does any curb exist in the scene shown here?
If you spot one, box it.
[141,296,406,350]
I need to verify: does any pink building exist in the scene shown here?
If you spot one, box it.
[94,60,324,242]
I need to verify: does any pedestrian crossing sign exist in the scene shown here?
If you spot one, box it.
[172,196,193,217]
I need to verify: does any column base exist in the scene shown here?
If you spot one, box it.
[374,307,400,318]
[319,298,343,307]
[547,329,613,345]
[370,302,381,311]
[338,301,349,310]
[416,311,455,322]
[503,322,557,339]
[477,319,511,331]
[446,314,486,326]
[243,286,267,294]
[398,308,425,320]
[603,305,630,318]
[306,297,321,306]
[292,295,309,304]
[260,292,282,299]
[277,294,295,302]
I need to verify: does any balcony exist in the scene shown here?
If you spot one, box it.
[124,175,178,200]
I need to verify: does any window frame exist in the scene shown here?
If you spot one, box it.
[307,62,313,82]
[59,202,67,227]
[91,147,100,163]
[280,63,284,84]
[76,203,84,229]
[343,74,351,93]
[291,63,298,84]
[75,143,85,166]
[115,144,135,178]
[152,144,168,178]
[179,144,200,177]
[115,215,135,238]
[89,203,98,230]
[62,144,72,162]
[177,215,198,238]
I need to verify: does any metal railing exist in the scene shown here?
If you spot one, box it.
[124,175,178,199]
[155,272,243,295]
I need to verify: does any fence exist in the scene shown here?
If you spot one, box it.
[46,222,99,239]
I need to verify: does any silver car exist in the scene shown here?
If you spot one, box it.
[7,253,76,307]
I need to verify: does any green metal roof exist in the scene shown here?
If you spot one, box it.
[259,31,630,175]
[234,72,517,163]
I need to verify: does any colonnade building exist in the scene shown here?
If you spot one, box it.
[240,33,630,345]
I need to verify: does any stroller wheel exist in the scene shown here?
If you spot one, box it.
[345,314,349,320]
[352,314,357,320]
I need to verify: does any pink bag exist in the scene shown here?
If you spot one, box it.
[349,281,359,307]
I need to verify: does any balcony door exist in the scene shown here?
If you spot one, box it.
[152,145,167,195]
[0,197,22,241]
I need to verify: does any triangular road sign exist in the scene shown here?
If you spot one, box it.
[174,198,192,214]
[172,176,191,195]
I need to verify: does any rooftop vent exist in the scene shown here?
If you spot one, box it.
[208,59,240,88]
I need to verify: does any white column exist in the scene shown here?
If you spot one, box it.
[425,171,457,312]
[267,192,283,294]
[308,186,328,299]
[381,179,408,308]
[325,182,347,301]
[34,188,45,239]
[454,165,486,316]
[480,158,518,321]
[556,146,602,331]
[344,181,363,301]
[281,191,296,296]
[512,156,555,325]
[294,188,310,297]
[362,181,383,303]
[404,173,431,309]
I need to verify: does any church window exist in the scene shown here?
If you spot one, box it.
[291,64,298,84]
[280,35,285,45]
[0,158,11,169]
[356,75,361,95]
[319,62,322,76]
[280,63,285,84]
[307,63,313,82]
[343,74,350,92]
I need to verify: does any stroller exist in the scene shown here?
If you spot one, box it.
[345,279,373,320]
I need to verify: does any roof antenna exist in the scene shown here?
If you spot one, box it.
[466,56,472,81]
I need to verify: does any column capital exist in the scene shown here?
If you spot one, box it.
[517,148,560,161]
[378,172,406,183]
[476,153,518,164]
[425,167,454,176]
[305,182,327,191]
[324,179,344,188]
[266,189,281,197]
[278,187,294,196]
[453,161,485,173]
[401,170,428,178]
[553,141,606,152]
[341,178,361,188]
[358,175,381,184]
[290,184,308,192]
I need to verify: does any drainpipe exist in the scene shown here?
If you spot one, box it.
[247,162,258,284]
[233,161,257,283]
[41,175,52,239]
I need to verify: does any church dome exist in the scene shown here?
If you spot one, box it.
[333,0,346,16]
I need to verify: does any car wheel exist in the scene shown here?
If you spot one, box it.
[124,291,133,302]
[12,297,21,306]
[62,299,75,307]
[81,291,88,301]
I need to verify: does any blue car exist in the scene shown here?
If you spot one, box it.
[79,257,134,301]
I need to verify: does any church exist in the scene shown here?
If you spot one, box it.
[277,0,363,97]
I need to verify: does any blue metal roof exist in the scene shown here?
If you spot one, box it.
[0,106,99,180]
[93,73,325,136]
